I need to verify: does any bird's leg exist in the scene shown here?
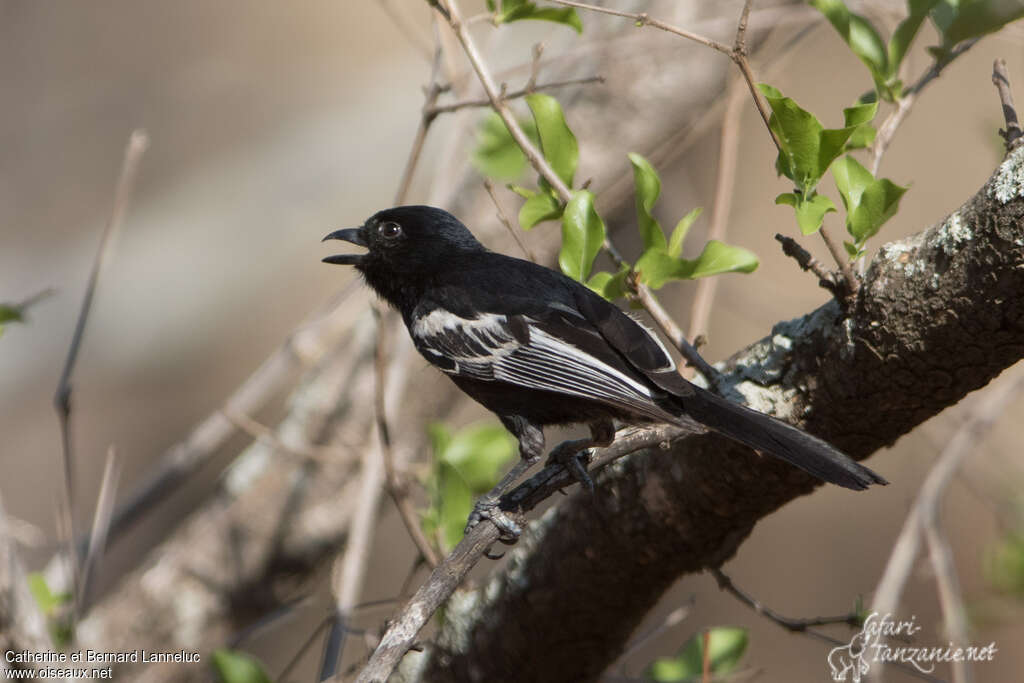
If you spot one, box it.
[466,416,544,541]
[546,420,615,492]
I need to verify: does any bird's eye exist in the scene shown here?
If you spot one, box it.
[379,221,402,239]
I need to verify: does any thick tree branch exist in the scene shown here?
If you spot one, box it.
[421,143,1024,682]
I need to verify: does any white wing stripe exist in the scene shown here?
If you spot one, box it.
[412,309,659,409]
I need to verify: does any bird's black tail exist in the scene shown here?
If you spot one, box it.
[679,386,887,490]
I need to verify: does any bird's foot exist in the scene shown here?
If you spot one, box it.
[546,441,595,492]
[465,497,522,542]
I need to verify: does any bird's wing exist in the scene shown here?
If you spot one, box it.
[571,286,696,397]
[408,298,670,420]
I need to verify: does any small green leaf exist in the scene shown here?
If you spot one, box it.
[758,84,859,193]
[775,192,837,235]
[667,208,703,259]
[986,531,1024,596]
[844,240,867,260]
[211,650,272,683]
[627,153,666,250]
[888,0,941,74]
[471,112,539,180]
[490,0,583,32]
[559,190,606,281]
[809,0,891,96]
[931,0,1024,59]
[525,93,579,188]
[646,627,749,682]
[635,241,757,289]
[519,191,563,229]
[686,240,760,279]
[586,265,630,301]
[843,99,879,149]
[424,422,517,551]
[27,573,71,614]
[832,155,908,244]
[0,304,24,325]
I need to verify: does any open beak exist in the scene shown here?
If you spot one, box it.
[321,228,367,265]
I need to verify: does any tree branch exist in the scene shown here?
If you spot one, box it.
[420,141,1024,682]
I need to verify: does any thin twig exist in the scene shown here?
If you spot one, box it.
[526,42,544,93]
[373,309,441,568]
[871,39,979,177]
[993,58,1024,151]
[394,35,446,206]
[872,368,1024,683]
[425,74,604,116]
[774,234,841,296]
[483,179,537,262]
[349,423,691,683]
[818,227,858,300]
[77,447,121,614]
[710,568,857,647]
[53,129,148,611]
[318,415,387,680]
[688,78,745,351]
[549,0,732,54]
[221,408,343,464]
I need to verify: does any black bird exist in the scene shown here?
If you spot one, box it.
[323,205,886,537]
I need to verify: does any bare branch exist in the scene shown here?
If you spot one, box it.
[78,448,121,613]
[483,179,537,262]
[688,78,745,349]
[425,74,604,117]
[349,423,691,683]
[54,129,147,615]
[872,366,1024,682]
[993,58,1024,151]
[373,309,441,569]
[774,233,842,296]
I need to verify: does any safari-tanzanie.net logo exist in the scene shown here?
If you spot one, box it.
[827,612,997,681]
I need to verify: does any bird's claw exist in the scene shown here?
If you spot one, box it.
[546,443,595,492]
[466,498,522,543]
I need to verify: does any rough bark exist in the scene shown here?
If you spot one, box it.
[418,147,1024,682]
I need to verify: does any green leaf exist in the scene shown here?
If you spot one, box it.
[0,304,24,325]
[559,190,606,281]
[586,265,630,301]
[809,0,891,96]
[424,422,517,551]
[832,155,908,244]
[667,208,703,259]
[635,241,758,289]
[686,240,760,279]
[842,99,879,149]
[646,627,749,682]
[888,0,941,75]
[986,531,1024,596]
[211,650,272,683]
[27,573,71,614]
[490,0,583,32]
[758,84,859,193]
[932,0,1024,59]
[775,192,837,235]
[844,240,867,260]
[471,112,539,180]
[525,93,579,188]
[627,153,667,250]
[518,191,563,229]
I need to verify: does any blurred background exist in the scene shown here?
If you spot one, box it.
[2,0,1023,680]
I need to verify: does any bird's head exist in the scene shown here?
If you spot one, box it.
[322,205,485,303]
